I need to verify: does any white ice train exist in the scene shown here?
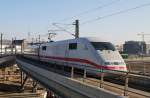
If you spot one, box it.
[23,37,127,75]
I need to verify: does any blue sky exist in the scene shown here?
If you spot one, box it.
[0,0,150,44]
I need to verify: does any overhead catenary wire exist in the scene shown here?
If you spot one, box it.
[50,22,74,31]
[61,0,121,21]
[51,0,122,37]
[47,1,150,39]
[52,23,75,37]
[51,23,72,26]
[81,2,150,25]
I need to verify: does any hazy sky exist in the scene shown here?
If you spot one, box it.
[0,0,150,44]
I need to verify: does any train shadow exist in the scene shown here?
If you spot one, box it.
[0,83,21,93]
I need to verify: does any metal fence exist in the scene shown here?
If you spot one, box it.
[70,66,150,97]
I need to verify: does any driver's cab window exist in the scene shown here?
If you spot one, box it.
[69,43,77,50]
[42,46,47,51]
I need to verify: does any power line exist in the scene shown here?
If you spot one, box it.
[51,23,72,26]
[61,0,121,21]
[52,23,75,37]
[52,0,122,37]
[51,22,74,31]
[81,2,150,25]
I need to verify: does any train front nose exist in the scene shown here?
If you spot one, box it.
[97,50,127,71]
[104,61,127,71]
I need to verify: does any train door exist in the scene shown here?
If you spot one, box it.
[64,42,69,66]
[65,40,78,66]
[65,41,69,57]
[68,42,78,57]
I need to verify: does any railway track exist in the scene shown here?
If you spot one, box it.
[126,60,150,76]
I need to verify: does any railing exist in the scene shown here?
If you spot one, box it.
[126,61,150,76]
[17,56,150,97]
[69,66,150,97]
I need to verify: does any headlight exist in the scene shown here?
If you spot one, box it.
[105,62,125,65]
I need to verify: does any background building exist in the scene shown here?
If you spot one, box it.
[0,39,12,54]
[123,41,146,55]
[12,39,27,53]
[0,39,27,54]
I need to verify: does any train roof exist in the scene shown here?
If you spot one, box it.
[28,37,109,47]
[43,37,107,45]
[51,37,107,43]
[82,37,107,42]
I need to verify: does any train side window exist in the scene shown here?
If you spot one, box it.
[69,43,77,50]
[42,46,46,51]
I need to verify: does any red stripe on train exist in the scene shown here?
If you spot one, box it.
[24,54,127,70]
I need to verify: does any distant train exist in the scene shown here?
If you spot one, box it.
[23,37,127,75]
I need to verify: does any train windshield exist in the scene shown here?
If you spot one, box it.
[91,42,116,51]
